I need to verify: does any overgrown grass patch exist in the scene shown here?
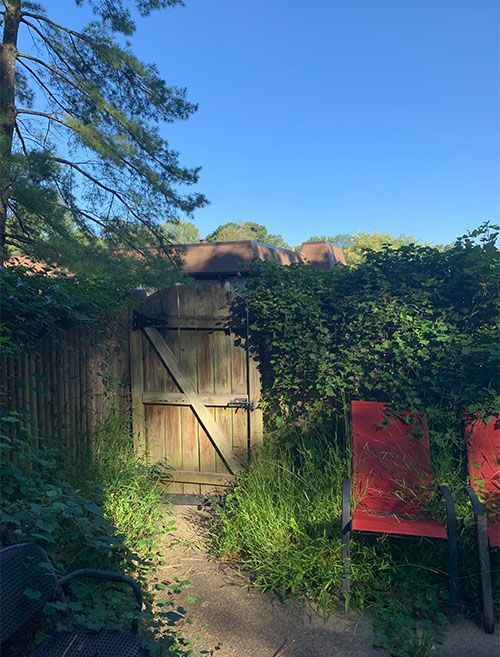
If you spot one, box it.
[212,429,496,657]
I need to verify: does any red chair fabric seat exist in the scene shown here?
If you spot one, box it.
[351,400,447,540]
[487,524,500,548]
[351,509,447,539]
[466,415,500,548]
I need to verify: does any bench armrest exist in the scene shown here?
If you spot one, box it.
[58,569,143,633]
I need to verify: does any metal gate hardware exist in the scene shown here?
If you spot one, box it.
[132,311,168,331]
[227,397,255,411]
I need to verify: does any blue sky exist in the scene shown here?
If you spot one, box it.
[39,1,498,246]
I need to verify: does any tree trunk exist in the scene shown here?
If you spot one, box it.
[0,0,21,262]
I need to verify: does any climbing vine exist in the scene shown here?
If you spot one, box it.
[232,223,499,441]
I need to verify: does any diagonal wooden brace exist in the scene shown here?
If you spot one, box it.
[143,326,243,474]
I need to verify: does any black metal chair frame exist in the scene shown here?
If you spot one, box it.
[466,486,495,634]
[341,479,461,609]
[0,542,145,654]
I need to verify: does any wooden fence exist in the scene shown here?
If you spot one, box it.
[0,306,132,465]
[1,286,264,484]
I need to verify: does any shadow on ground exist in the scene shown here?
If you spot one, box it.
[157,505,498,657]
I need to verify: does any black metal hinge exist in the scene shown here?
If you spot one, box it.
[132,311,168,331]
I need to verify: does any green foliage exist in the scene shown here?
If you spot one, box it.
[87,398,172,556]
[206,221,290,248]
[168,218,201,244]
[0,264,128,355]
[219,223,499,655]
[0,406,191,654]
[304,233,354,249]
[305,231,423,265]
[213,432,347,609]
[233,223,499,435]
[3,0,206,268]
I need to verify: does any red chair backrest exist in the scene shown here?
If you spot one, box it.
[352,401,434,516]
[466,415,500,504]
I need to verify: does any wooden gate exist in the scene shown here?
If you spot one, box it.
[130,284,263,493]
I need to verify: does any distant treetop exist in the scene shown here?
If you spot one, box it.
[304,231,422,265]
[205,222,290,248]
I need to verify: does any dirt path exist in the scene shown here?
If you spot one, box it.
[158,505,498,657]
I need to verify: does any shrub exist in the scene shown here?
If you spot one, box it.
[0,408,190,655]
[219,224,499,656]
[231,223,499,436]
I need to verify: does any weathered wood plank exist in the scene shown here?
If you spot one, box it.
[232,406,248,461]
[199,407,217,476]
[180,407,200,494]
[145,405,165,463]
[177,305,200,493]
[213,407,230,473]
[170,470,233,485]
[143,326,242,474]
[164,406,182,469]
[142,392,252,407]
[130,294,146,453]
[147,316,229,330]
[213,332,232,394]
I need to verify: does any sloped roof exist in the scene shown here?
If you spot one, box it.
[174,240,302,276]
[299,242,347,268]
[175,240,345,277]
[5,240,346,280]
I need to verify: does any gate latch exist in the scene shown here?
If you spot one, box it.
[132,311,168,331]
[227,397,255,411]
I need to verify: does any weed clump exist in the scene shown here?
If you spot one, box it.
[213,429,497,657]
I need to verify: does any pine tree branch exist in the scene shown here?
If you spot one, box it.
[53,200,152,259]
[22,12,90,42]
[7,201,30,239]
[13,120,28,156]
[16,51,169,172]
[49,155,145,224]
[17,58,71,115]
[16,106,163,190]
[22,18,79,78]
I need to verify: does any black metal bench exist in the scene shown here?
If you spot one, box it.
[0,542,147,656]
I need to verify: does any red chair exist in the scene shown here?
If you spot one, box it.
[466,414,499,634]
[342,401,460,607]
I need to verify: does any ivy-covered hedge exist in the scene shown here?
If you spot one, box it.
[232,224,499,439]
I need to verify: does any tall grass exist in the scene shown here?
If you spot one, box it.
[214,431,347,608]
[213,428,495,657]
[86,399,171,558]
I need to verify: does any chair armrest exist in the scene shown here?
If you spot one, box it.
[58,569,143,633]
[466,485,485,518]
[437,485,458,530]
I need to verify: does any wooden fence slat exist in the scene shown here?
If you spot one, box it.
[130,298,146,453]
[2,308,132,468]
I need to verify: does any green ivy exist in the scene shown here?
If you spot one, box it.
[232,223,499,443]
[0,410,193,655]
[0,263,131,356]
